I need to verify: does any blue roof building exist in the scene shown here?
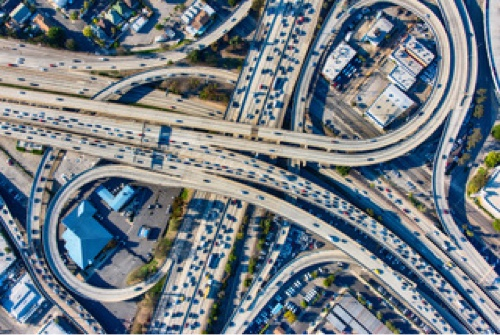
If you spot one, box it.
[1,273,45,323]
[96,184,136,212]
[9,2,31,25]
[62,200,112,269]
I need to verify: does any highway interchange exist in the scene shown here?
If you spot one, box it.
[0,0,499,333]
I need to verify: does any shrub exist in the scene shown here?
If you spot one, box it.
[491,124,500,140]
[485,151,500,168]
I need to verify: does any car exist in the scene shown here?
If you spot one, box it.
[49,64,56,67]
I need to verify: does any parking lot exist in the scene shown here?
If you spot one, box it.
[86,180,179,288]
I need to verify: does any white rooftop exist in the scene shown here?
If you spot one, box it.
[388,65,416,91]
[390,46,423,76]
[365,17,394,46]
[38,318,69,334]
[321,41,357,82]
[1,273,46,323]
[366,83,416,128]
[485,0,500,95]
[479,167,500,218]
[403,34,435,66]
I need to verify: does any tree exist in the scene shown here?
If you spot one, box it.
[187,49,201,63]
[491,124,500,140]
[467,128,483,150]
[376,311,383,320]
[46,27,65,46]
[473,104,484,118]
[467,167,488,195]
[493,219,500,232]
[82,25,93,38]
[155,23,164,30]
[83,0,90,10]
[458,152,470,166]
[485,151,500,168]
[300,300,308,308]
[69,10,79,20]
[228,0,237,6]
[366,208,374,217]
[65,38,77,50]
[335,165,350,176]
[311,270,318,279]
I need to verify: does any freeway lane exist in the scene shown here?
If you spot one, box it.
[0,0,252,71]
[2,106,499,331]
[41,164,456,333]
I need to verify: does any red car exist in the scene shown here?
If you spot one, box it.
[7,63,17,67]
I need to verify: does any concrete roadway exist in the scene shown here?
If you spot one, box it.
[1,107,498,331]
[484,0,500,95]
[0,66,228,119]
[0,87,463,166]
[432,0,500,299]
[224,249,463,335]
[0,0,252,71]
[92,66,237,101]
[41,164,457,333]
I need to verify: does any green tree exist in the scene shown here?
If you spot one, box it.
[493,219,500,232]
[83,0,90,9]
[473,104,484,118]
[376,311,383,320]
[82,25,93,38]
[65,38,77,50]
[69,10,79,20]
[468,167,489,195]
[485,151,500,168]
[311,270,318,279]
[155,23,164,30]
[46,27,65,46]
[300,300,308,308]
[335,165,350,176]
[467,128,483,150]
[491,124,500,140]
[187,49,201,63]
[228,0,237,6]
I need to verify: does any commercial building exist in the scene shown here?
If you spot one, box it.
[181,0,215,37]
[366,84,416,128]
[478,167,500,218]
[364,16,394,46]
[402,34,435,67]
[38,318,69,334]
[1,273,46,323]
[61,200,113,269]
[328,293,390,334]
[388,65,416,91]
[96,184,136,212]
[390,46,424,77]
[321,41,357,82]
[0,229,16,283]
[9,2,31,25]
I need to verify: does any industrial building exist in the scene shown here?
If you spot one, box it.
[366,84,416,128]
[1,273,46,324]
[402,34,435,67]
[364,16,394,46]
[327,293,390,334]
[38,318,69,334]
[0,197,17,284]
[390,46,424,77]
[181,0,215,37]
[62,200,113,269]
[97,184,136,212]
[321,41,357,82]
[388,65,416,91]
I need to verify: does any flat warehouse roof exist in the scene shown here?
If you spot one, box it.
[366,83,416,128]
[321,41,357,82]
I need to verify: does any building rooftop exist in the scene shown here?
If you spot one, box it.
[403,34,435,67]
[1,273,46,323]
[112,1,132,19]
[390,46,424,77]
[131,15,148,32]
[485,0,500,95]
[0,231,16,279]
[321,41,357,82]
[38,318,69,334]
[96,184,136,212]
[479,167,500,218]
[366,83,416,128]
[104,8,123,26]
[9,2,31,25]
[388,65,416,91]
[61,200,112,269]
[331,293,390,334]
[182,0,215,36]
[365,16,393,46]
